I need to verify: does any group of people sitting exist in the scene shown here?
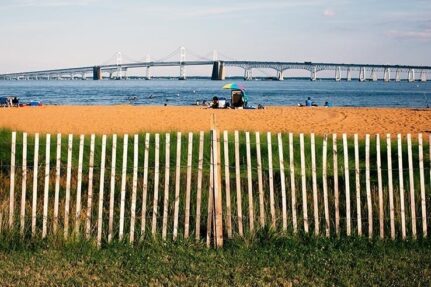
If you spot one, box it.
[0,96,19,107]
[298,97,332,107]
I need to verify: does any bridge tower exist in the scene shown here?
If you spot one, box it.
[408,69,415,82]
[116,52,123,80]
[277,70,284,81]
[146,55,152,80]
[384,68,391,82]
[395,69,401,82]
[371,68,378,82]
[335,67,342,81]
[420,70,427,82]
[179,46,186,80]
[347,68,352,81]
[359,67,367,82]
[310,66,317,81]
[244,68,253,81]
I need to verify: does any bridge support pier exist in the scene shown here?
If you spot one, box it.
[335,67,341,81]
[211,61,225,80]
[93,66,102,80]
[146,67,152,80]
[347,68,352,81]
[420,70,427,82]
[277,70,284,81]
[359,67,367,82]
[244,69,253,81]
[384,68,391,82]
[396,69,401,82]
[371,69,378,82]
[310,66,317,81]
[408,69,415,82]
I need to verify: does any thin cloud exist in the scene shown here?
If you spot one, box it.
[3,0,100,8]
[387,29,431,41]
[323,8,336,17]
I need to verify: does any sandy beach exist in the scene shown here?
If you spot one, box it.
[0,105,430,136]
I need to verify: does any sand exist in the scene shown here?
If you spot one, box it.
[0,106,430,136]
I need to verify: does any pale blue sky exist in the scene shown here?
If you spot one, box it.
[0,0,430,75]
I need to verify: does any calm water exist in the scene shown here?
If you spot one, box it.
[0,79,430,107]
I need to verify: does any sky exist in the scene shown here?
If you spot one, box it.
[0,0,430,75]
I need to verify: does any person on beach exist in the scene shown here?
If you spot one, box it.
[306,97,312,107]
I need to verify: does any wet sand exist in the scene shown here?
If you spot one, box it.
[0,106,430,136]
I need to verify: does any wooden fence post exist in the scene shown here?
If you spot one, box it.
[42,134,51,238]
[300,133,309,233]
[311,133,319,236]
[195,131,204,240]
[407,134,417,239]
[354,134,362,236]
[418,133,427,238]
[206,152,214,247]
[289,133,297,234]
[9,131,16,229]
[53,133,61,234]
[246,132,255,232]
[333,134,340,236]
[173,132,182,240]
[129,134,139,243]
[267,132,276,229]
[397,134,406,240]
[376,134,384,239]
[342,133,351,236]
[184,132,194,238]
[20,133,27,236]
[74,135,85,237]
[365,134,373,238]
[234,131,243,236]
[151,134,160,236]
[211,129,223,248]
[118,134,128,241]
[97,135,107,247]
[31,133,40,237]
[162,134,171,240]
[140,133,150,241]
[223,131,233,238]
[322,135,330,237]
[108,134,117,243]
[62,134,71,239]
[256,132,265,228]
[387,134,395,240]
[86,134,96,240]
[278,133,287,231]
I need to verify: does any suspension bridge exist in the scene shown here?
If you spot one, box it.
[0,47,430,82]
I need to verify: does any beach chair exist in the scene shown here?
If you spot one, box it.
[231,90,246,108]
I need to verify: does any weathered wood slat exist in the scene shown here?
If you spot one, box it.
[118,134,128,241]
[376,134,384,239]
[20,133,27,235]
[53,134,62,234]
[42,134,51,238]
[140,133,150,241]
[162,134,171,240]
[223,131,233,238]
[108,134,117,243]
[333,134,340,236]
[173,132,182,240]
[9,131,16,229]
[397,134,406,240]
[289,133,297,234]
[195,132,204,240]
[418,133,427,238]
[129,135,139,243]
[311,133,319,235]
[343,134,351,236]
[322,135,330,237]
[354,134,362,236]
[267,132,276,228]
[387,134,395,240]
[407,134,417,239]
[97,135,107,247]
[246,132,255,232]
[234,131,244,236]
[74,135,85,237]
[64,134,73,239]
[300,133,309,233]
[86,134,96,239]
[256,132,265,227]
[184,132,194,238]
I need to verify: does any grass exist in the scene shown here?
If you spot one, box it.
[0,229,430,286]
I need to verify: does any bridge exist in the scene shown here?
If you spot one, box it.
[0,47,430,82]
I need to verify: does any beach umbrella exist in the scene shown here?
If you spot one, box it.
[222,83,245,90]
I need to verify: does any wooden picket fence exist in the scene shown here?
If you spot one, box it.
[0,130,430,248]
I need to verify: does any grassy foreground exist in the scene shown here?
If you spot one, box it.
[1,230,430,286]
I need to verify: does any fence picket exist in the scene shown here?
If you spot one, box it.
[195,132,204,240]
[278,133,287,231]
[140,133,150,241]
[151,134,160,236]
[129,135,139,243]
[256,132,264,227]
[376,134,384,239]
[74,135,85,237]
[234,131,244,236]
[20,133,27,235]
[354,134,362,236]
[173,132,182,240]
[206,152,214,247]
[333,134,340,236]
[223,131,233,238]
[289,133,297,234]
[267,132,276,228]
[118,134,128,241]
[9,131,16,229]
[184,132,194,238]
[42,134,51,238]
[53,134,61,234]
[407,134,417,239]
[322,135,329,237]
[31,133,40,237]
[397,134,406,240]
[387,134,395,240]
[311,133,319,236]
[246,132,255,232]
[86,134,96,239]
[64,134,73,239]
[108,134,117,243]
[300,133,309,233]
[418,133,427,238]
[365,134,373,238]
[162,134,171,240]
[343,134,351,236]
[97,135,107,247]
